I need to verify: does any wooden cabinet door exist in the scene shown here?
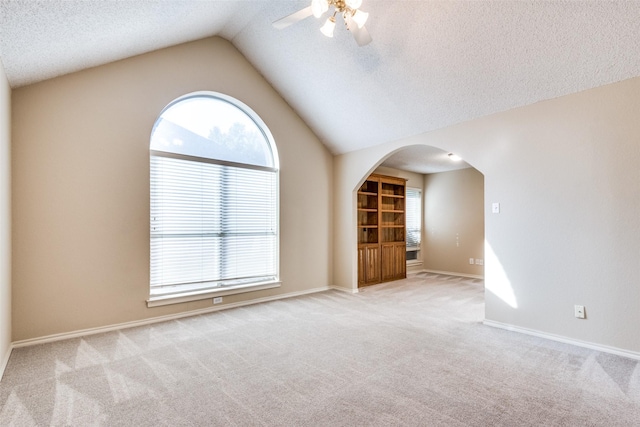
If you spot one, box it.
[381,242,406,281]
[364,245,381,284]
[380,243,395,282]
[358,244,380,286]
[393,242,406,280]
[357,246,366,286]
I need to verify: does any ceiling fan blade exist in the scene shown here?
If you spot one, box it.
[345,15,372,47]
[352,25,372,46]
[273,6,314,30]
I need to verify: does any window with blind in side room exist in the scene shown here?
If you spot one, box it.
[405,188,421,262]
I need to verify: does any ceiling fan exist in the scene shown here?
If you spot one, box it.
[273,0,372,47]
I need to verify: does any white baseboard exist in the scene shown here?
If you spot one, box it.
[330,285,359,294]
[484,319,640,361]
[0,344,12,381]
[12,286,331,349]
[421,269,484,280]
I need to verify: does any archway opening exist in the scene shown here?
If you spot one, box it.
[355,145,485,287]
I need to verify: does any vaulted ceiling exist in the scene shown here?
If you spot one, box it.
[2,1,640,173]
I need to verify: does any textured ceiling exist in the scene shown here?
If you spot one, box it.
[2,1,640,171]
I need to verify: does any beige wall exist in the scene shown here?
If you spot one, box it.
[11,37,333,341]
[334,78,640,354]
[0,61,11,369]
[423,168,484,276]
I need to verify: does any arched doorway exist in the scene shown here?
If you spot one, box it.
[357,145,485,286]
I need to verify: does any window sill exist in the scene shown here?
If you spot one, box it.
[147,280,282,308]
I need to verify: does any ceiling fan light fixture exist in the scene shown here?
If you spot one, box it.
[272,0,372,46]
[312,0,329,18]
[320,16,336,37]
[448,153,462,161]
[350,9,369,28]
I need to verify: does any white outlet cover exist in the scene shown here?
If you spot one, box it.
[492,202,500,213]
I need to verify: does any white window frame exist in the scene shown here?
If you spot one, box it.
[405,187,422,265]
[147,92,280,307]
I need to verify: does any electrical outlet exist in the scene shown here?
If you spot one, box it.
[574,305,585,319]
[469,258,474,265]
[213,297,223,305]
[475,259,484,266]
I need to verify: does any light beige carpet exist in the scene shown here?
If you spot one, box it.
[1,272,639,426]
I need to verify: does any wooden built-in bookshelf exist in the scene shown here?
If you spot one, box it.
[357,174,406,287]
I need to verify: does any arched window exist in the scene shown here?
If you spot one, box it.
[149,92,279,304]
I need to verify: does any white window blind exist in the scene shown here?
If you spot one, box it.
[406,188,421,250]
[149,92,279,299]
[150,155,277,295]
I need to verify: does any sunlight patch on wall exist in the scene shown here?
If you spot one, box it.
[485,241,518,308]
